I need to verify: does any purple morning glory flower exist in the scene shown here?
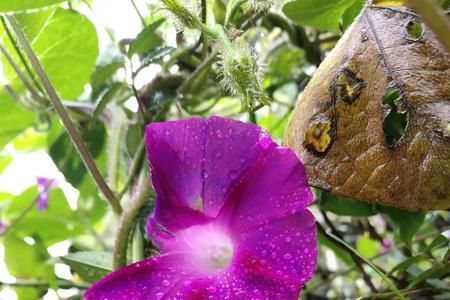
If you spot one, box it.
[86,116,317,300]
[36,177,56,211]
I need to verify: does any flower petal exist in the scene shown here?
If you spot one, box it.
[146,118,207,231]
[233,210,317,294]
[146,116,275,231]
[202,116,274,217]
[84,254,198,300]
[217,146,313,233]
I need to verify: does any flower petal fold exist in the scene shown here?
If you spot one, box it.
[217,146,313,233]
[146,116,275,232]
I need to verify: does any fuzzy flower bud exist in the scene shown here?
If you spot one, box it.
[161,0,214,36]
[161,0,198,28]
[250,0,277,12]
[216,27,270,111]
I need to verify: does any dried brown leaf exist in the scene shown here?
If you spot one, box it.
[285,5,450,211]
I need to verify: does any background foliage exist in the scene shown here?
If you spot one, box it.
[0,0,449,299]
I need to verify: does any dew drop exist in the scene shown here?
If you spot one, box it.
[229,171,237,179]
[162,279,170,287]
[285,237,292,243]
[283,253,293,260]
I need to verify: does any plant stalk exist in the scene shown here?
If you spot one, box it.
[113,178,151,270]
[7,15,123,215]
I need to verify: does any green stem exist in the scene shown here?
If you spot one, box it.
[0,42,43,104]
[113,179,151,270]
[131,225,144,263]
[177,49,219,94]
[0,279,89,290]
[225,0,248,27]
[358,287,447,299]
[118,139,146,199]
[6,15,123,215]
[129,0,146,27]
[407,0,450,53]
[0,16,44,94]
[317,224,405,300]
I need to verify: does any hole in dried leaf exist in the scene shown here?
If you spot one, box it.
[304,121,332,153]
[405,20,423,41]
[333,68,366,105]
[382,90,408,147]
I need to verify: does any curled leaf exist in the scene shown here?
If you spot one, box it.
[285,4,450,211]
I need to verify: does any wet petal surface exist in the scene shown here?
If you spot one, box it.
[217,146,313,233]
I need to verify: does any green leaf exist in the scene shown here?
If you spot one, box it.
[14,287,46,300]
[258,114,291,140]
[61,251,113,283]
[128,18,165,57]
[14,7,54,40]
[408,263,450,288]
[0,152,13,173]
[135,45,174,74]
[3,187,85,243]
[93,82,128,119]
[3,235,49,278]
[0,93,35,150]
[49,120,106,188]
[283,0,356,30]
[320,192,377,217]
[90,59,125,99]
[0,0,65,12]
[378,205,426,247]
[356,235,380,258]
[389,255,427,275]
[32,8,99,99]
[342,0,366,30]
[423,234,449,252]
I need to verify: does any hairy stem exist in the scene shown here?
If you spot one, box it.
[0,42,42,104]
[113,178,151,270]
[407,0,450,53]
[118,139,146,199]
[0,16,44,94]
[7,15,123,215]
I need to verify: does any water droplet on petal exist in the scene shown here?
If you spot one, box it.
[162,279,170,287]
[283,253,293,260]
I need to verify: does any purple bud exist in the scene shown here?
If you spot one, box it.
[36,177,56,212]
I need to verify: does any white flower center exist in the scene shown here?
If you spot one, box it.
[176,223,234,273]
